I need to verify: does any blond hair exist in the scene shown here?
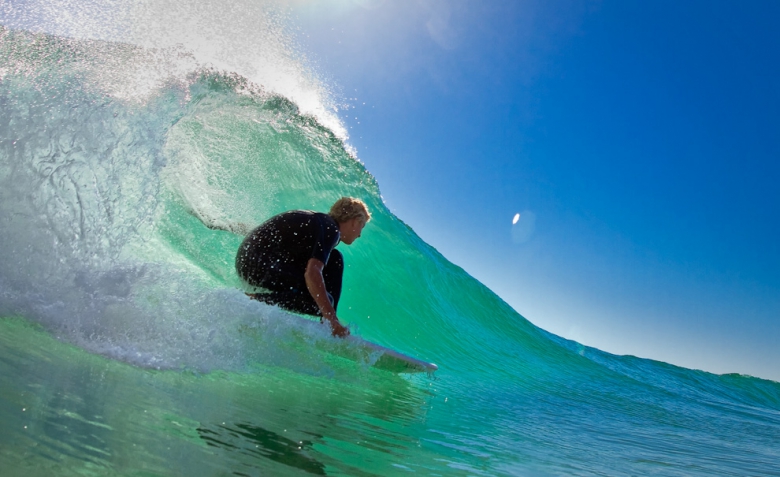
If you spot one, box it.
[329,197,371,224]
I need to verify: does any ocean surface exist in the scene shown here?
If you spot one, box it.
[1,15,780,477]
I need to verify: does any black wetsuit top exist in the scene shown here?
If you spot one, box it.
[236,211,342,315]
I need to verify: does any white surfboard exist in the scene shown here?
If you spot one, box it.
[244,306,438,373]
[334,335,438,373]
[287,315,438,373]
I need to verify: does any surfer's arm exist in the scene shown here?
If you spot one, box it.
[186,207,250,235]
[204,221,250,236]
[304,258,349,337]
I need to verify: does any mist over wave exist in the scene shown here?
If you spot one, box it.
[1,0,344,135]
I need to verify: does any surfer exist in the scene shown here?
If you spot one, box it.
[235,197,370,337]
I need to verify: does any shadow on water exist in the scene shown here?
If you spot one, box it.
[192,373,432,476]
[198,422,326,476]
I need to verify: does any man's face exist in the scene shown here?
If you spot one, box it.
[340,217,366,245]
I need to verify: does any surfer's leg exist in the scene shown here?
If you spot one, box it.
[322,249,344,311]
[248,288,321,316]
[245,251,342,316]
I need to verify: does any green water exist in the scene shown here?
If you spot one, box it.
[0,318,445,476]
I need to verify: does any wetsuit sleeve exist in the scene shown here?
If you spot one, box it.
[310,215,339,264]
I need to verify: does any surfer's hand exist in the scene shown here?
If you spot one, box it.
[326,317,350,338]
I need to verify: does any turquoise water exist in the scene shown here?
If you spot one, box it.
[1,26,780,476]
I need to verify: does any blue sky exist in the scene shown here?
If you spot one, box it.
[292,0,780,381]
